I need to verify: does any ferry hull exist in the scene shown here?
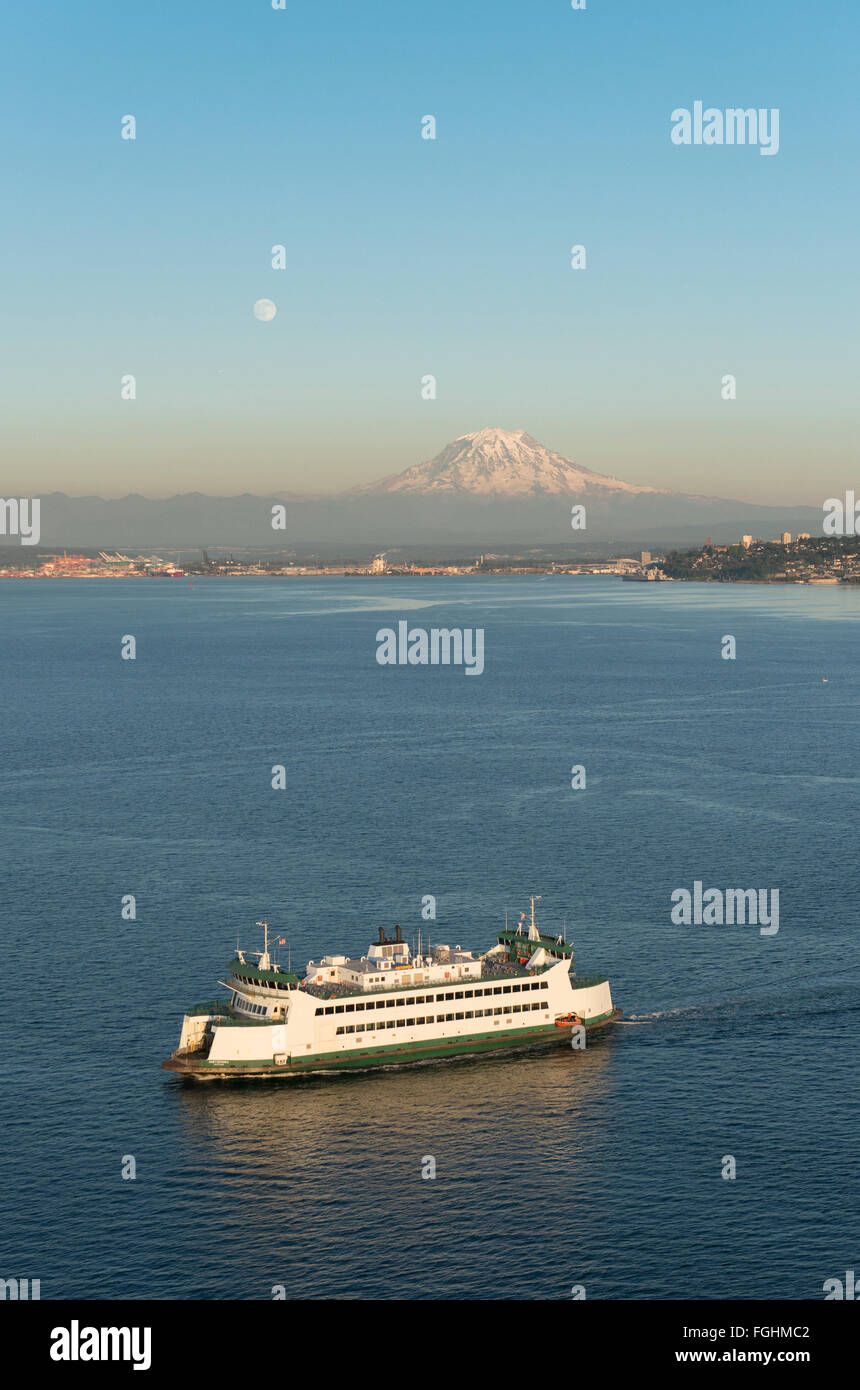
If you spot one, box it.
[162,1008,622,1080]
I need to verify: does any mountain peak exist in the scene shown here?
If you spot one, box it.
[349,427,661,499]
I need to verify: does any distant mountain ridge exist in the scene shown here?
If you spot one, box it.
[17,428,822,549]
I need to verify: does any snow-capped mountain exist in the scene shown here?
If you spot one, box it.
[26,427,821,549]
[349,427,666,499]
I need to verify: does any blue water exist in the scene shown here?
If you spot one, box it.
[0,577,857,1300]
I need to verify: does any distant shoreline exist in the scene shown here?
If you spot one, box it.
[0,571,852,588]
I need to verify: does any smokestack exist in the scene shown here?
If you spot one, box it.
[378,927,385,944]
[394,925,402,943]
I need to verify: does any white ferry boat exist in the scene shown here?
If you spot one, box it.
[162,899,621,1079]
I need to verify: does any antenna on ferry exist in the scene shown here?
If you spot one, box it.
[528,895,542,942]
[256,920,270,970]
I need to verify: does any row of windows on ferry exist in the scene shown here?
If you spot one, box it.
[232,973,295,991]
[315,979,549,1017]
[335,1001,549,1034]
[231,995,270,1015]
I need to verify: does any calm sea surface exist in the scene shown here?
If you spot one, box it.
[0,576,857,1300]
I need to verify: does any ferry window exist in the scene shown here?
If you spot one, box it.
[407,1018,415,1026]
[324,1007,334,1015]
[455,1012,464,1020]
[436,993,445,1002]
[396,998,405,1007]
[345,1004,354,1012]
[493,987,502,995]
[355,1002,364,1011]
[387,1020,396,1029]
[395,1018,404,1027]
[335,1005,344,1014]
[540,982,548,990]
[464,990,473,998]
[465,1011,473,1019]
[494,1007,503,1016]
[503,986,511,994]
[513,1004,521,1013]
[445,1012,454,1021]
[336,1027,344,1035]
[445,992,454,1001]
[346,1025,355,1034]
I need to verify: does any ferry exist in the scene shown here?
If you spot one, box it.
[162,898,621,1079]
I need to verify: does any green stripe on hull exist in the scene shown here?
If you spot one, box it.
[292,1022,561,1071]
[163,1009,620,1078]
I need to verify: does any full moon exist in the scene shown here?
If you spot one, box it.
[253,299,277,321]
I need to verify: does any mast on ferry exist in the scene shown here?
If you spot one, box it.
[256,920,270,970]
[528,895,542,941]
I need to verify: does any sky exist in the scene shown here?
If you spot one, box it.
[1,0,858,504]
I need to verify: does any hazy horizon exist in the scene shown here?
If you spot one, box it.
[5,421,849,508]
[3,1,857,507]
